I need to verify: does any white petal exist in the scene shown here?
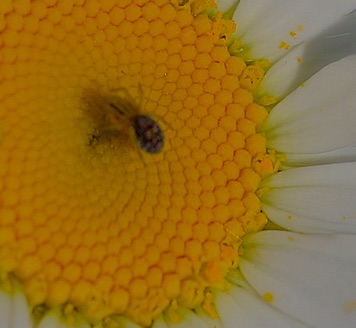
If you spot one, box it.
[152,316,169,328]
[258,10,356,99]
[0,291,11,328]
[240,231,356,328]
[283,145,356,168]
[261,55,356,154]
[260,163,356,233]
[121,318,141,328]
[37,311,91,328]
[37,315,64,328]
[233,0,356,62]
[0,291,32,328]
[192,309,222,328]
[216,275,309,328]
[215,0,238,14]
[11,293,33,328]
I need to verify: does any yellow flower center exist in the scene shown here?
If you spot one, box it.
[0,0,276,326]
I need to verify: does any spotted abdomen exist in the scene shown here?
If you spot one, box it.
[133,115,164,154]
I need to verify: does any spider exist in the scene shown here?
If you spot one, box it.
[87,85,164,154]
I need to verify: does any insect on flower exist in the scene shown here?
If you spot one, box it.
[87,85,164,154]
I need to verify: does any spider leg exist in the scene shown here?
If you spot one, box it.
[137,82,145,109]
[108,96,137,118]
[111,86,137,105]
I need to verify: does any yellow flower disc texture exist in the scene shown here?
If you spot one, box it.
[0,0,273,326]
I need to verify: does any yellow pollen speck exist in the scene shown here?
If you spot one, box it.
[263,292,274,303]
[343,300,356,314]
[279,41,290,50]
[202,291,219,319]
[0,0,275,326]
[259,95,279,106]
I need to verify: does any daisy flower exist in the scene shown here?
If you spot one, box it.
[1,1,356,328]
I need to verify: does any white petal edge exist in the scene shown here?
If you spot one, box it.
[232,0,356,62]
[240,231,356,328]
[282,145,356,168]
[37,310,147,328]
[256,11,356,99]
[37,314,67,328]
[119,318,142,328]
[215,0,238,14]
[191,308,222,328]
[152,315,170,328]
[215,275,310,328]
[256,42,306,100]
[0,290,11,328]
[11,292,33,328]
[258,10,356,99]
[260,163,356,233]
[37,310,92,328]
[0,290,32,328]
[261,55,356,154]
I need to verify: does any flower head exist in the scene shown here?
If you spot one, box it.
[1,1,356,327]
